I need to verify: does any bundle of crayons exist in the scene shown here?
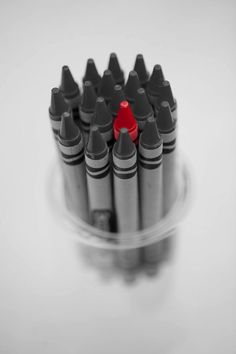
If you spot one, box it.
[49,53,177,244]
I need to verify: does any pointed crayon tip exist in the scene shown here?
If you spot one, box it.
[147,64,165,96]
[157,80,175,108]
[49,87,69,118]
[156,101,175,132]
[108,53,124,85]
[140,117,162,149]
[86,125,108,158]
[114,128,135,159]
[98,69,115,103]
[124,70,141,103]
[109,84,126,116]
[91,97,113,131]
[81,81,97,112]
[83,58,101,89]
[133,88,153,121]
[133,54,149,86]
[114,101,138,142]
[59,112,81,145]
[60,65,80,98]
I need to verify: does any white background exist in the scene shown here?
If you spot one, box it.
[0,0,236,353]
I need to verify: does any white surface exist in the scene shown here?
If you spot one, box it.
[0,1,236,353]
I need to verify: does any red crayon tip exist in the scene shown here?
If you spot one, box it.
[113,101,138,142]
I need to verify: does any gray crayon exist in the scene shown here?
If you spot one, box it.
[98,69,115,105]
[85,126,113,231]
[113,128,140,269]
[156,101,177,216]
[108,53,125,86]
[124,70,141,105]
[91,97,113,150]
[83,58,101,93]
[109,84,126,118]
[133,54,149,88]
[133,88,154,131]
[79,81,97,144]
[58,112,89,222]
[139,117,163,265]
[49,87,70,142]
[60,65,80,119]
[146,64,165,106]
[155,80,177,121]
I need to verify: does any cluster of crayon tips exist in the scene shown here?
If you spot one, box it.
[49,53,178,251]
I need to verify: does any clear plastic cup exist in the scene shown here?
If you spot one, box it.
[47,153,191,251]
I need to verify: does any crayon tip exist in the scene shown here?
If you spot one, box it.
[108,53,124,85]
[133,54,149,86]
[124,70,141,103]
[92,97,113,131]
[49,87,69,117]
[109,84,126,116]
[133,88,153,120]
[157,80,175,108]
[86,125,108,158]
[114,128,135,159]
[98,69,115,102]
[147,64,165,96]
[81,81,97,112]
[156,101,175,132]
[59,112,81,144]
[83,58,101,89]
[60,65,80,98]
[140,117,162,149]
[114,101,138,142]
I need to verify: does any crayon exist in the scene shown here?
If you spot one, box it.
[60,65,80,120]
[146,64,165,106]
[109,84,126,118]
[85,126,113,231]
[49,87,70,141]
[91,97,113,150]
[124,70,141,105]
[139,117,163,265]
[58,112,89,222]
[113,100,138,143]
[98,69,115,104]
[113,128,140,269]
[155,80,177,121]
[108,53,125,86]
[133,88,154,131]
[156,101,177,215]
[83,58,101,92]
[133,54,149,88]
[79,81,97,143]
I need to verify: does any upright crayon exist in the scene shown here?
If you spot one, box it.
[79,81,97,143]
[58,112,89,222]
[156,80,177,121]
[49,87,69,141]
[139,117,163,266]
[85,126,113,231]
[109,84,126,118]
[113,100,138,143]
[133,88,154,131]
[83,58,101,92]
[98,69,115,104]
[156,101,177,215]
[146,64,165,106]
[133,54,149,88]
[113,128,140,269]
[60,65,81,120]
[108,53,125,86]
[124,71,141,105]
[91,97,113,150]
